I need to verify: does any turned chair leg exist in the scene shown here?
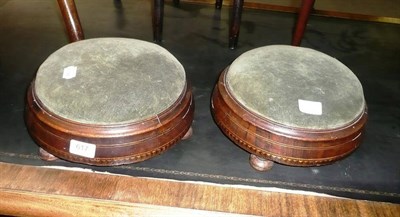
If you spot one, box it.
[152,0,164,43]
[291,0,315,46]
[216,0,223,9]
[57,0,84,42]
[229,0,244,49]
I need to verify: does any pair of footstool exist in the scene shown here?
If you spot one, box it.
[25,38,367,171]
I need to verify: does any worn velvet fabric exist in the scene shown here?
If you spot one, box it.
[35,38,186,125]
[226,45,366,130]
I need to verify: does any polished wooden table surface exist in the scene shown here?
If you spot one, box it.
[0,162,398,217]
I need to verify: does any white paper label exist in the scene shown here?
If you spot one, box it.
[69,139,96,158]
[298,99,322,115]
[63,66,77,79]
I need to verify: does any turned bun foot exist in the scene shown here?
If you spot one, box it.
[250,154,274,171]
[39,147,59,161]
[182,126,193,140]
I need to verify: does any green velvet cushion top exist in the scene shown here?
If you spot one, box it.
[226,45,365,130]
[35,38,186,125]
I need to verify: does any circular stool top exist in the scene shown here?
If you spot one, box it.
[35,38,186,125]
[226,45,365,130]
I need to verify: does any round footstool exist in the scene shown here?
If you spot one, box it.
[26,38,194,166]
[211,45,367,171]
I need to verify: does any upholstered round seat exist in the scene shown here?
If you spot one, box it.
[212,45,367,171]
[26,38,194,166]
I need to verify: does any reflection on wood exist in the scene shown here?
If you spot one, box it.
[180,0,400,24]
[0,163,399,216]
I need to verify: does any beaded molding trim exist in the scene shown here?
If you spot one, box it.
[36,124,190,166]
[215,117,357,166]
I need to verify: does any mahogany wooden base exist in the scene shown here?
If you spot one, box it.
[211,68,368,170]
[26,83,194,166]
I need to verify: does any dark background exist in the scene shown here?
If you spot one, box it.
[1,0,399,203]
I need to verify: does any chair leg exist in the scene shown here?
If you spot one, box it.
[215,0,223,9]
[113,0,123,9]
[57,0,84,42]
[229,0,243,49]
[152,0,164,43]
[291,0,315,46]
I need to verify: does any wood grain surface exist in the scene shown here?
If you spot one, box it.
[0,162,398,216]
